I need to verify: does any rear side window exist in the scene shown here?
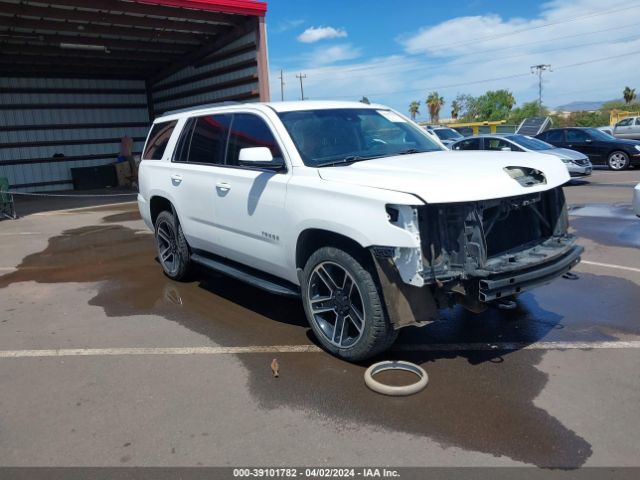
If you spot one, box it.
[187,114,232,165]
[453,138,481,150]
[566,129,588,142]
[485,138,514,151]
[143,120,177,160]
[226,114,283,166]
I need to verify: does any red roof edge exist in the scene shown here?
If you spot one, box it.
[135,0,267,16]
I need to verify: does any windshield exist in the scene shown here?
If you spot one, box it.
[506,134,554,150]
[585,128,616,141]
[277,108,443,167]
[434,128,464,140]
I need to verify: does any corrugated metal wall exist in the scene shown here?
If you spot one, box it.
[0,77,149,192]
[150,30,260,116]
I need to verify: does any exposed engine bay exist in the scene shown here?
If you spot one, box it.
[373,187,583,328]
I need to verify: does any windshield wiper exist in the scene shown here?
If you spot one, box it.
[396,148,423,155]
[316,155,379,168]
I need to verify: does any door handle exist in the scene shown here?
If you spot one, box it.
[216,181,231,192]
[171,174,183,184]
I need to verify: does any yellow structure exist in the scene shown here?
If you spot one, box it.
[445,120,506,135]
[610,110,639,125]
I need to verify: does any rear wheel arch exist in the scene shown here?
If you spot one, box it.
[150,196,175,227]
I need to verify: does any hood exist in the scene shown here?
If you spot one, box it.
[318,150,570,204]
[538,148,588,161]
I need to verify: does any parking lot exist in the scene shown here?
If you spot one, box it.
[0,169,639,469]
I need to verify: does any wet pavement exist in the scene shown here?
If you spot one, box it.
[0,169,639,468]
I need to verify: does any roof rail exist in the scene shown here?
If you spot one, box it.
[158,101,243,117]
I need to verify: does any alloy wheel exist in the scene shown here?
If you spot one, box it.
[156,220,179,275]
[609,152,628,170]
[307,261,366,348]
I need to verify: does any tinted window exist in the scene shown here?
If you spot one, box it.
[485,138,515,151]
[172,119,194,163]
[617,118,633,127]
[453,138,481,150]
[636,118,640,125]
[187,114,232,165]
[143,120,177,160]
[226,114,282,166]
[566,129,589,142]
[544,130,565,143]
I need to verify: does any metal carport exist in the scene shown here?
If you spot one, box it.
[0,0,269,191]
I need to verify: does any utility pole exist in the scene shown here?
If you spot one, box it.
[530,64,551,115]
[296,73,307,100]
[278,69,285,101]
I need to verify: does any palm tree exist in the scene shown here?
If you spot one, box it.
[426,91,445,124]
[408,101,420,121]
[450,99,461,120]
[623,86,636,105]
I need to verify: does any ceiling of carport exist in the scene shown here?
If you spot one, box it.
[0,0,267,80]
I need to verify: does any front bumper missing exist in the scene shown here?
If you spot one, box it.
[476,245,583,302]
[370,241,583,329]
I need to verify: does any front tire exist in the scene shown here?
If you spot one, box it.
[608,151,629,170]
[301,246,397,361]
[154,210,192,281]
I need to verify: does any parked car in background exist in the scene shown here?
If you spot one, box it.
[634,183,640,217]
[450,134,592,177]
[424,126,464,148]
[612,116,640,140]
[536,127,640,170]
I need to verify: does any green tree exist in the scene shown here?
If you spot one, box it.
[426,91,444,123]
[467,89,516,121]
[408,100,420,121]
[623,86,636,105]
[450,99,461,120]
[508,101,547,125]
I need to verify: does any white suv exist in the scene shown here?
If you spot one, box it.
[138,101,583,360]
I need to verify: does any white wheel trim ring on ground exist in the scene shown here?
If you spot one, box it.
[364,360,428,396]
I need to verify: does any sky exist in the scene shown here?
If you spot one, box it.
[265,0,640,120]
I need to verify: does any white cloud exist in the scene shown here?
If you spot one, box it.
[273,0,640,116]
[305,44,362,66]
[297,26,347,43]
[271,18,305,34]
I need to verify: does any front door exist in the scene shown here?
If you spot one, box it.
[212,112,291,280]
[565,129,603,164]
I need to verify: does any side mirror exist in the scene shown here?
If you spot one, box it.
[238,147,285,171]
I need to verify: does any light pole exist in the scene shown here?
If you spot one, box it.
[530,64,551,116]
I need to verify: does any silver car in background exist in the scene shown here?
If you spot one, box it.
[451,134,592,177]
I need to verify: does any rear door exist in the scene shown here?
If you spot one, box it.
[212,112,291,280]
[168,113,232,253]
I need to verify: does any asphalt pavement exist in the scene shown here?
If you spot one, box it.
[0,169,639,470]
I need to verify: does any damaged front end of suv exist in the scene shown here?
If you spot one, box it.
[371,185,583,329]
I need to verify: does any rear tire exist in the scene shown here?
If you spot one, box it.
[154,210,192,281]
[608,151,629,170]
[301,246,397,361]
